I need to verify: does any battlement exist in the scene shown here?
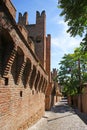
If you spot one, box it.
[18,12,28,25]
[18,10,46,27]
[36,10,46,24]
[36,10,46,17]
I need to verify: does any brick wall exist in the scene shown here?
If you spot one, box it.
[0,79,45,130]
[0,1,48,130]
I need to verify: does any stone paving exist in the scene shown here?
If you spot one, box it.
[28,98,87,130]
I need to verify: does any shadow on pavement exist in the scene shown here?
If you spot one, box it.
[51,98,74,113]
[51,104,72,113]
[74,109,87,125]
[50,98,87,125]
[47,113,75,122]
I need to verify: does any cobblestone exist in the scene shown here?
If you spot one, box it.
[28,98,87,130]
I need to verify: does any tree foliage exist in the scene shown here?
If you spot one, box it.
[58,0,87,37]
[58,0,87,95]
[58,45,87,96]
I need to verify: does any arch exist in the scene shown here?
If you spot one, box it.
[0,29,15,77]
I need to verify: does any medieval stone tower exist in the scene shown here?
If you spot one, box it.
[18,11,52,110]
[18,11,47,70]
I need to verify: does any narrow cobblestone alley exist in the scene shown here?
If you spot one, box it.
[28,98,87,130]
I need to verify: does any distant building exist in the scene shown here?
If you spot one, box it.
[51,68,62,106]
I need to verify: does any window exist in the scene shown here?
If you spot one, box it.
[5,78,8,85]
[20,91,23,97]
[36,35,42,43]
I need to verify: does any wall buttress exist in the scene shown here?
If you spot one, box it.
[43,80,47,93]
[28,64,33,86]
[38,75,44,92]
[32,70,37,89]
[16,59,26,84]
[37,75,42,91]
[41,78,45,92]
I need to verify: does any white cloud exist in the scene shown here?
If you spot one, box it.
[53,15,68,29]
[51,35,81,54]
[52,15,82,54]
[51,15,82,69]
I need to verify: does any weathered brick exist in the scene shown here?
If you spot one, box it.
[0,0,52,130]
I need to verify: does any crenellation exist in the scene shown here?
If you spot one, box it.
[41,10,46,17]
[36,11,40,18]
[18,12,28,26]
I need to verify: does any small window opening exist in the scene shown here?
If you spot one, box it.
[5,78,8,85]
[36,36,42,43]
[20,91,23,97]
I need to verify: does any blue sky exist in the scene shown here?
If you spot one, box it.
[12,0,82,70]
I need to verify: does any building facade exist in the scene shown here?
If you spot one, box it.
[51,68,62,107]
[0,0,51,130]
[0,0,63,129]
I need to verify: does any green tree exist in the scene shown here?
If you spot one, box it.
[58,45,87,96]
[58,0,87,95]
[58,0,87,50]
[58,0,87,37]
